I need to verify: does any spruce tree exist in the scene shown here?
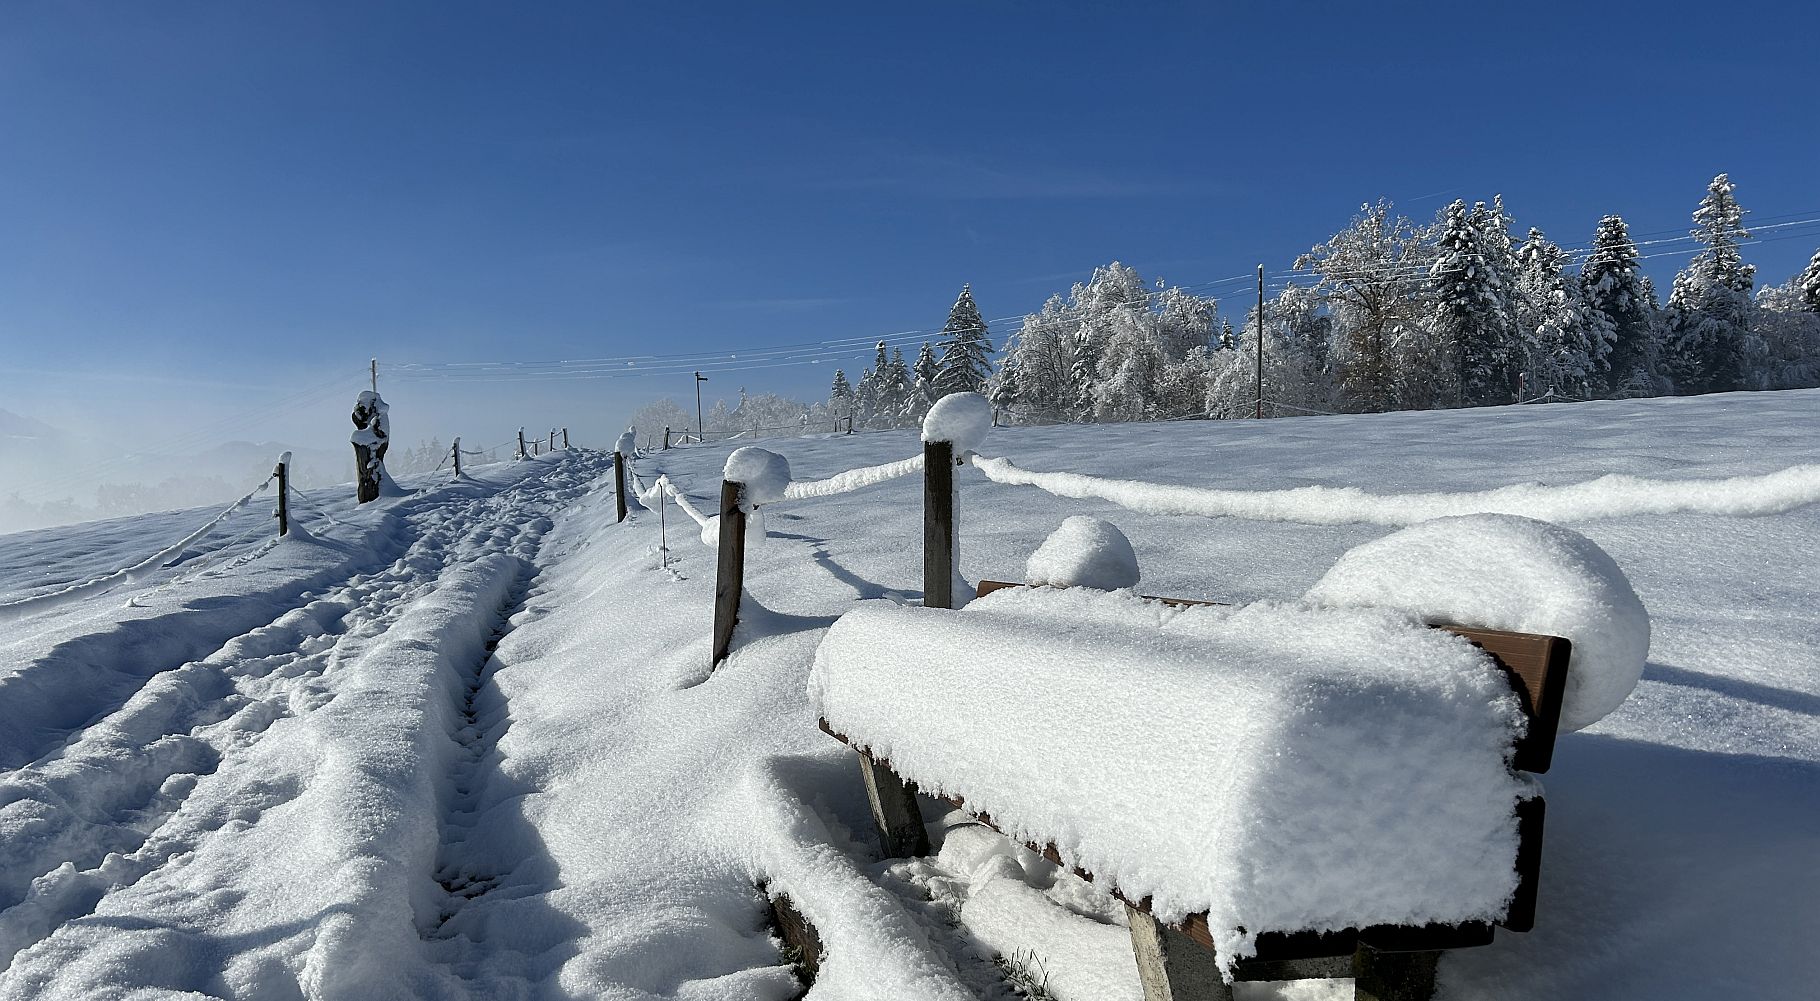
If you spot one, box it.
[1795,248,1820,313]
[1663,173,1755,394]
[1517,228,1598,397]
[988,357,1021,423]
[911,341,940,415]
[934,284,993,397]
[1580,215,1655,396]
[1428,199,1512,406]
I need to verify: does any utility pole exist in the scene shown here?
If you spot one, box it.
[694,371,708,442]
[370,358,378,394]
[1255,264,1264,420]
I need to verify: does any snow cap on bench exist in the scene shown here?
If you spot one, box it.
[1026,516,1140,590]
[1304,514,1649,731]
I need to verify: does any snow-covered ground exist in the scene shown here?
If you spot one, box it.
[1,391,1817,1000]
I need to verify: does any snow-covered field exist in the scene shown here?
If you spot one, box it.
[1,391,1817,1000]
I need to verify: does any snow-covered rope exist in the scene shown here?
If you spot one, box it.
[968,454,1820,527]
[631,471,712,528]
[0,473,276,622]
[781,454,924,501]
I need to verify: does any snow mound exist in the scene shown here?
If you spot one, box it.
[1304,514,1650,732]
[921,392,992,452]
[1026,516,1140,590]
[723,447,791,507]
[615,429,636,456]
[811,587,1527,974]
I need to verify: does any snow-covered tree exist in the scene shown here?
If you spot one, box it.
[1580,215,1656,396]
[933,284,993,397]
[1428,199,1515,406]
[1797,248,1820,313]
[1516,228,1600,397]
[828,369,854,429]
[1753,280,1820,389]
[909,341,940,420]
[876,347,915,427]
[1662,174,1756,395]
[1297,200,1432,412]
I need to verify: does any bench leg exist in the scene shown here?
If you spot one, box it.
[855,752,929,858]
[1352,946,1441,1001]
[1126,905,1234,1001]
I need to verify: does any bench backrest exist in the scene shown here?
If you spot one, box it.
[974,580,1571,774]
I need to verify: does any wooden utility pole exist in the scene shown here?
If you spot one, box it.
[370,358,378,394]
[923,440,956,610]
[695,371,708,442]
[1255,264,1265,420]
[711,478,747,668]
[452,437,462,477]
[614,449,628,523]
[274,456,290,537]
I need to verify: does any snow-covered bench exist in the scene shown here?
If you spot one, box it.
[811,581,1571,1001]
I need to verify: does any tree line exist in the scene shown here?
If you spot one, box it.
[633,173,1819,437]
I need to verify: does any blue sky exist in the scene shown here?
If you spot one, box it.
[2,1,1816,456]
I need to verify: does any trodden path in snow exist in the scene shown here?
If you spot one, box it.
[0,451,611,995]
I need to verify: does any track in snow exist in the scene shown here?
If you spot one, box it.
[0,454,609,977]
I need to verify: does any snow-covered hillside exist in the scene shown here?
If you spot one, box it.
[1,392,1816,1000]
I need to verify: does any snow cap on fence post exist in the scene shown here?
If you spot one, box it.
[616,428,637,456]
[921,391,992,454]
[1026,516,1140,590]
[723,447,791,510]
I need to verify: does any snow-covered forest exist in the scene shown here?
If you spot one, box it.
[637,174,1820,437]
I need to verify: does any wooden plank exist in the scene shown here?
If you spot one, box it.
[924,440,955,610]
[762,887,821,997]
[1503,795,1546,933]
[975,580,1570,773]
[1127,905,1233,1001]
[711,479,745,668]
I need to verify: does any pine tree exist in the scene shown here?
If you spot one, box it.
[1218,318,1236,350]
[1428,199,1513,406]
[1795,248,1820,313]
[988,357,1021,423]
[876,347,914,427]
[1517,228,1598,397]
[1580,215,1655,396]
[1663,173,1755,394]
[933,284,993,397]
[910,341,940,418]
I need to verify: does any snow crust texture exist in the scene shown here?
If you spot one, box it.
[920,392,992,452]
[1306,514,1650,731]
[723,447,791,507]
[1025,516,1141,590]
[811,586,1528,972]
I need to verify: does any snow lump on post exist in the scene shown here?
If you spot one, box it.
[920,391,992,453]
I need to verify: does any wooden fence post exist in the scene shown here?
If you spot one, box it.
[517,428,526,459]
[452,437,462,477]
[664,426,671,450]
[711,478,746,668]
[614,450,629,523]
[923,439,955,610]
[273,456,290,537]
[549,429,556,451]
[562,427,569,449]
